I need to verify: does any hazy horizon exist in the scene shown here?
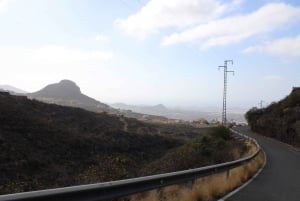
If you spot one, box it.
[0,81,268,110]
[1,0,299,109]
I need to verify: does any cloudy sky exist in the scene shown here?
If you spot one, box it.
[0,0,300,108]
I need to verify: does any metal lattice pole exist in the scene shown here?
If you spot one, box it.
[258,100,265,108]
[219,60,234,125]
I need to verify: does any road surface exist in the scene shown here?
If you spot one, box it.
[227,126,300,201]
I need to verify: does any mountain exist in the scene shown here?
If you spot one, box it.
[0,92,246,195]
[28,80,114,113]
[112,103,168,114]
[28,80,169,122]
[0,85,27,94]
[246,87,300,147]
[111,103,246,123]
[0,91,182,194]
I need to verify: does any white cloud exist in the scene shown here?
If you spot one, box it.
[0,45,113,63]
[32,46,113,62]
[94,34,110,42]
[0,46,113,91]
[0,0,10,13]
[243,35,300,58]
[115,0,241,39]
[263,75,284,82]
[162,3,300,48]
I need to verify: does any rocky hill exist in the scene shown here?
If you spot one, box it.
[246,87,300,146]
[28,80,114,113]
[28,80,168,122]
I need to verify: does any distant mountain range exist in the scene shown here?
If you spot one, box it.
[112,103,168,114]
[0,85,27,94]
[0,80,163,122]
[1,80,246,122]
[111,103,247,123]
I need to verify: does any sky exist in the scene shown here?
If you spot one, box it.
[0,0,300,109]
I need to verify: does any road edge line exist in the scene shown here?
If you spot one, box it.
[217,149,267,201]
[254,132,300,152]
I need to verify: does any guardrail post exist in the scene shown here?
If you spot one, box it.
[226,169,230,179]
[186,179,194,190]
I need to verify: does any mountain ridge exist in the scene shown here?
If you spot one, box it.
[0,85,27,94]
[26,80,169,122]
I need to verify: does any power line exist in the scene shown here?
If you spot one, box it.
[218,60,234,125]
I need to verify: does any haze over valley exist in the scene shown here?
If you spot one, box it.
[1,0,299,111]
[0,80,246,123]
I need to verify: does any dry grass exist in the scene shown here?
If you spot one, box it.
[128,140,265,201]
[244,139,258,156]
[188,151,265,201]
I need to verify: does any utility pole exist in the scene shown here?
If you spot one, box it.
[258,100,265,108]
[219,60,234,125]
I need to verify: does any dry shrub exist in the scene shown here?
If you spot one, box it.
[244,139,258,156]
[130,185,183,201]
[188,173,226,201]
[130,190,159,201]
[129,151,265,201]
[230,147,243,159]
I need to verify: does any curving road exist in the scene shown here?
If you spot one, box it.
[227,126,300,201]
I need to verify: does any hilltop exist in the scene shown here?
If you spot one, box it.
[246,87,300,146]
[28,80,113,113]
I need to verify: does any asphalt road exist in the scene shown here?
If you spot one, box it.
[227,126,300,201]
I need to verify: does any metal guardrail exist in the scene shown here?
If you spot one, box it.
[0,128,261,201]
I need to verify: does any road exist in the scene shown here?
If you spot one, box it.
[227,126,300,201]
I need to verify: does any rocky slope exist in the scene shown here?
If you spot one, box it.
[245,87,300,146]
[0,91,183,194]
[0,92,246,195]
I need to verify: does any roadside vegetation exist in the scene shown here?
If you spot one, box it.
[139,126,247,175]
[0,92,248,195]
[246,87,300,147]
[130,138,264,201]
